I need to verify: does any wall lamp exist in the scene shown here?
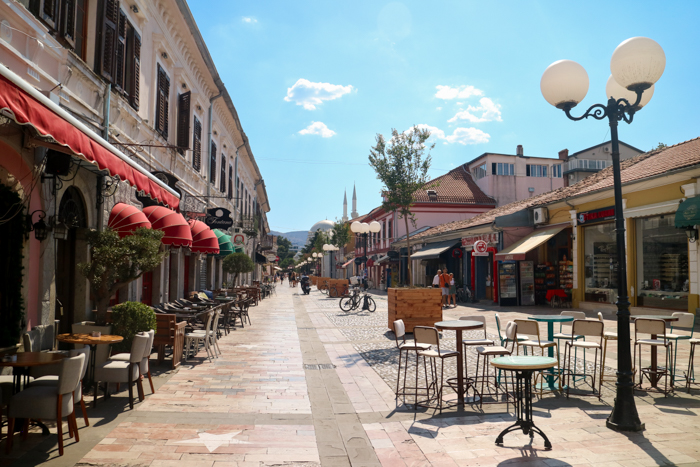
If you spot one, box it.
[27,210,49,241]
[686,227,698,243]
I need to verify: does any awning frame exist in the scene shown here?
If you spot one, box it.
[410,240,460,261]
[495,226,566,261]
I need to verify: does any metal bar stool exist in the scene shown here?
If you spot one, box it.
[554,311,586,381]
[597,311,619,383]
[392,319,431,407]
[666,312,696,384]
[459,315,494,397]
[687,338,700,392]
[474,322,517,407]
[562,319,604,399]
[414,326,460,412]
[513,319,560,396]
[634,318,674,396]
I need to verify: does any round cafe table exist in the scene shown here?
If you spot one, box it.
[56,333,123,388]
[631,315,679,388]
[528,315,573,390]
[491,356,558,450]
[434,320,484,406]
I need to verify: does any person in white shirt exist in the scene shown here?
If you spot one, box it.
[432,269,441,288]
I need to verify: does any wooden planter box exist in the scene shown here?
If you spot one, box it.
[388,287,443,332]
[318,277,330,290]
[328,279,349,297]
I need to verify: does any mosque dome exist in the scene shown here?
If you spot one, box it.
[308,219,334,241]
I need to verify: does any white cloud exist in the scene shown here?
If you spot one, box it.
[436,107,442,111]
[448,97,502,123]
[435,85,484,100]
[284,79,353,110]
[412,124,489,145]
[242,17,257,23]
[299,121,336,138]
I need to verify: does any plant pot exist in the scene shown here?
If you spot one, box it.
[387,287,443,333]
[72,322,113,367]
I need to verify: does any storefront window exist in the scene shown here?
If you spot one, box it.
[583,223,619,303]
[636,216,688,310]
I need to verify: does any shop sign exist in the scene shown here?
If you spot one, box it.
[206,207,234,229]
[275,256,280,262]
[461,232,498,247]
[472,240,489,256]
[266,254,276,262]
[232,232,246,245]
[185,211,207,220]
[578,206,615,225]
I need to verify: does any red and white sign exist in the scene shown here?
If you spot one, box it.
[275,256,280,262]
[461,232,498,247]
[472,240,489,257]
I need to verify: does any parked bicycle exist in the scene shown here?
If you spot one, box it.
[456,285,472,303]
[339,287,376,312]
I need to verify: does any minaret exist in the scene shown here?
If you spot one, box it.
[342,189,348,222]
[351,183,359,219]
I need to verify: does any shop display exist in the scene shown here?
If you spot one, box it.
[534,264,547,304]
[583,223,619,303]
[558,259,573,289]
[519,261,535,306]
[499,261,517,299]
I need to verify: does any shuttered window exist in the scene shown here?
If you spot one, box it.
[192,117,202,171]
[210,142,217,185]
[29,0,86,56]
[176,92,191,155]
[220,155,227,192]
[155,64,169,139]
[228,165,233,200]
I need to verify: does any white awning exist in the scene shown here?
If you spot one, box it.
[495,227,566,261]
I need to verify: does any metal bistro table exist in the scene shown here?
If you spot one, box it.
[56,333,124,389]
[434,320,484,406]
[528,315,573,390]
[491,356,558,450]
[631,315,679,388]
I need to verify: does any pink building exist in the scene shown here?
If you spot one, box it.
[468,145,566,207]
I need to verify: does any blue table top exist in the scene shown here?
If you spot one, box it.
[528,315,574,323]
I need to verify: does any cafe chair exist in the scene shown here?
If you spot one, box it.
[597,311,618,383]
[185,311,215,361]
[94,333,149,410]
[513,319,561,394]
[633,318,674,396]
[687,337,700,392]
[665,312,696,384]
[554,311,586,380]
[495,314,528,352]
[414,326,460,412]
[28,346,91,427]
[6,353,85,456]
[392,320,431,406]
[562,319,604,399]
[109,330,156,394]
[474,322,517,407]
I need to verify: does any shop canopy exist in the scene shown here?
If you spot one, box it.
[675,197,700,228]
[143,206,192,247]
[375,255,391,265]
[495,226,566,261]
[212,229,233,257]
[0,65,180,209]
[341,259,354,268]
[107,203,151,237]
[189,220,219,254]
[410,240,460,261]
[255,252,267,264]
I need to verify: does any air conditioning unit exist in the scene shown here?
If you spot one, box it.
[533,207,549,225]
[604,146,610,152]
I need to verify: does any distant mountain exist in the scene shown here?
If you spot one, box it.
[270,230,308,248]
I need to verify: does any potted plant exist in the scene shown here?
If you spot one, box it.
[109,301,157,354]
[222,252,254,287]
[368,126,442,331]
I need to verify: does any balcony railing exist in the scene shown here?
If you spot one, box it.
[564,159,609,172]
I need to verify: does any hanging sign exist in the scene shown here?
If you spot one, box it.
[232,232,246,246]
[451,248,463,258]
[206,208,234,229]
[472,240,489,257]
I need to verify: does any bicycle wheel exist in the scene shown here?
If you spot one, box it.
[329,286,337,298]
[365,297,376,312]
[321,287,329,295]
[339,297,354,311]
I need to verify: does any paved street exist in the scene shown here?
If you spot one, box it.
[6,282,700,466]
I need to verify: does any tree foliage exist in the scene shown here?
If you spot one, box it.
[78,227,166,325]
[279,257,295,269]
[222,252,255,286]
[110,301,157,353]
[331,220,350,249]
[368,126,435,285]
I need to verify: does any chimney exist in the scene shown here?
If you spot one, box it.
[558,149,569,160]
[516,145,523,156]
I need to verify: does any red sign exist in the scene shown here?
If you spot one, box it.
[461,232,498,246]
[578,206,615,224]
[472,240,489,257]
[275,256,280,262]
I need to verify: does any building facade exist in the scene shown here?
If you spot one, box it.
[561,140,643,186]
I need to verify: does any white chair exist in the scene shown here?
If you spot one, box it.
[634,318,673,396]
[459,315,494,381]
[514,319,560,394]
[185,311,215,361]
[6,353,85,456]
[28,346,90,427]
[562,319,604,399]
[495,314,528,350]
[414,326,460,412]
[687,337,700,392]
[191,309,221,357]
[94,333,149,409]
[665,312,696,383]
[392,319,431,405]
[474,322,516,407]
[110,330,155,394]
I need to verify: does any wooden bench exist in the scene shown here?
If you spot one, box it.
[154,314,186,369]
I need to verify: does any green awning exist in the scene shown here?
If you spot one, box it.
[212,229,234,257]
[675,197,700,228]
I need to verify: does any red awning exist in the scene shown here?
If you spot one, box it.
[107,203,151,237]
[366,259,375,267]
[143,206,192,247]
[341,259,354,268]
[189,219,219,254]
[0,67,179,209]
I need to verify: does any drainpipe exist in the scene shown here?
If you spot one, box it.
[97,84,111,232]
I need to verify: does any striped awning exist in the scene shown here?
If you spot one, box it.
[107,203,151,237]
[189,220,219,254]
[142,206,192,247]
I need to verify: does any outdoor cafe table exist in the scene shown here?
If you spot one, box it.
[631,315,679,388]
[528,314,573,390]
[56,333,123,388]
[491,355,557,450]
[434,320,484,406]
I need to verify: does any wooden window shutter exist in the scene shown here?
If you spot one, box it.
[210,142,217,185]
[176,91,191,155]
[99,0,119,82]
[60,0,77,48]
[156,64,169,138]
[42,0,59,29]
[228,165,233,200]
[192,117,202,171]
[220,155,226,192]
[114,9,127,89]
[129,30,141,110]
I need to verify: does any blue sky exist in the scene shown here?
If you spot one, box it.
[189,1,700,234]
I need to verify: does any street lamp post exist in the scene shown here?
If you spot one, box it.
[350,221,382,287]
[323,243,339,278]
[541,37,665,432]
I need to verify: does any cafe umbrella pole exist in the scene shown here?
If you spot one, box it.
[540,37,666,432]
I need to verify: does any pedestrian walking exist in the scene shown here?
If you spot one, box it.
[449,273,456,307]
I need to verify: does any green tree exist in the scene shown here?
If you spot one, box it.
[79,228,166,325]
[368,126,435,286]
[279,257,295,270]
[331,220,350,249]
[653,142,667,151]
[222,252,255,286]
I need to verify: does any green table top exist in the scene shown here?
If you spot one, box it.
[528,315,574,323]
[631,315,678,321]
[490,356,558,371]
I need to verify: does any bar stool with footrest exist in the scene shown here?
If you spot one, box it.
[634,318,673,396]
[665,312,696,384]
[687,337,700,392]
[459,315,494,389]
[414,326,460,412]
[474,322,517,407]
[513,319,560,395]
[553,311,586,372]
[597,311,619,383]
[562,319,604,399]
[495,314,528,351]
[392,319,431,406]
